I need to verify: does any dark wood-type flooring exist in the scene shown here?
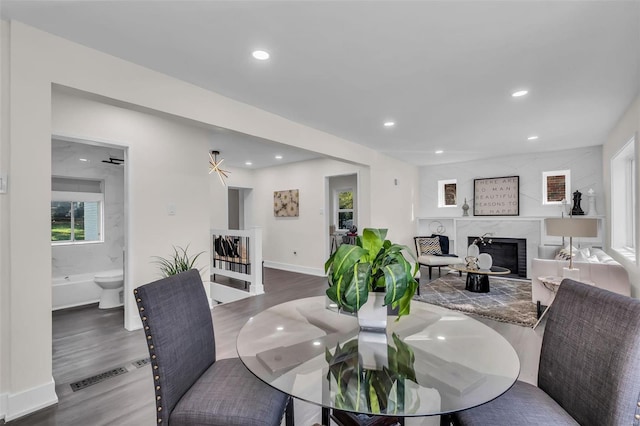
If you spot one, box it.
[4,268,543,426]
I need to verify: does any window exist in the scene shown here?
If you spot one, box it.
[611,136,636,260]
[542,170,571,205]
[335,188,354,230]
[438,179,457,208]
[51,177,104,244]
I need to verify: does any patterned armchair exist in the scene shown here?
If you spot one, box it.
[414,234,464,280]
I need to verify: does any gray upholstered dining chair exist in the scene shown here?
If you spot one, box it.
[134,269,293,426]
[454,278,640,426]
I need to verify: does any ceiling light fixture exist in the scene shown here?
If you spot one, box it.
[527,136,539,140]
[252,50,270,60]
[383,121,395,127]
[435,150,444,154]
[512,90,529,97]
[275,155,283,160]
[245,161,253,166]
[208,150,230,186]
[79,158,89,162]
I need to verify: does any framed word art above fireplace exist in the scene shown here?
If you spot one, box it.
[474,176,519,216]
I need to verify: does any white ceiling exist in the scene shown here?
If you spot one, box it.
[3,1,639,167]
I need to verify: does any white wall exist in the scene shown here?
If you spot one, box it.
[52,89,212,282]
[51,140,125,277]
[254,158,370,275]
[0,21,419,420]
[603,94,640,297]
[419,146,604,219]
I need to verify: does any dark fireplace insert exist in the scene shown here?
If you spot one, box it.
[467,237,527,279]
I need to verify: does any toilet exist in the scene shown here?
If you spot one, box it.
[94,269,124,309]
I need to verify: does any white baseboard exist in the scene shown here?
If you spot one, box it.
[0,392,7,421]
[5,377,58,422]
[263,261,325,277]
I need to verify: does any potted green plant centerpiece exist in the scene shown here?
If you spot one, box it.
[325,228,419,328]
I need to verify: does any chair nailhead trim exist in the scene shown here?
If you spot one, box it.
[145,326,149,330]
[152,355,156,359]
[153,365,158,370]
[133,289,138,294]
[155,375,160,381]
[150,345,154,349]
[157,395,161,401]
[636,414,640,420]
[147,335,152,340]
[158,406,162,412]
[156,386,160,390]
[638,401,640,407]
[142,316,147,321]
[139,307,144,311]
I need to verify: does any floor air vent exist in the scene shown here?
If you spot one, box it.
[132,357,151,368]
[70,367,128,392]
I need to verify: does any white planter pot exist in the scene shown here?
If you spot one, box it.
[358,291,387,331]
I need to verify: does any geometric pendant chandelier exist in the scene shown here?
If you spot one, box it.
[208,150,231,186]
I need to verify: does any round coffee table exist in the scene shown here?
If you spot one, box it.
[449,265,511,293]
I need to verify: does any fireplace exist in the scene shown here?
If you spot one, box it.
[468,237,527,278]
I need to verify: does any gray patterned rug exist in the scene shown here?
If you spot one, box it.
[413,273,537,327]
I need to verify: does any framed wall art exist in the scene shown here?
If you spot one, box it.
[473,176,519,216]
[542,170,570,205]
[274,189,299,217]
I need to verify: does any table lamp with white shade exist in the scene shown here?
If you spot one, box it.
[545,217,598,279]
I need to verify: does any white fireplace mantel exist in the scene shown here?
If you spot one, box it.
[416,216,605,279]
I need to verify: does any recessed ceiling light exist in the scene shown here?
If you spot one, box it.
[512,90,529,97]
[275,155,283,160]
[245,161,253,166]
[527,135,539,141]
[435,150,444,154]
[79,158,89,162]
[383,121,395,127]
[252,50,270,60]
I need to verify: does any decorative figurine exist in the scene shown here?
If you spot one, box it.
[462,198,469,217]
[571,190,585,215]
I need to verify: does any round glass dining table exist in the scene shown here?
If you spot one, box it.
[236,296,520,419]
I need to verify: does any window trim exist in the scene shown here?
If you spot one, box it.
[610,135,637,263]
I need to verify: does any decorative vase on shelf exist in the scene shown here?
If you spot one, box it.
[462,198,470,217]
[478,253,493,270]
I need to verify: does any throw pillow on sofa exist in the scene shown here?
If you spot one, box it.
[555,245,577,261]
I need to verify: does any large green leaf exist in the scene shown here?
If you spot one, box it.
[382,263,408,306]
[328,244,366,281]
[360,228,386,263]
[344,263,372,312]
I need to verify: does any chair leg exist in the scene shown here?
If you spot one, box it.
[429,266,432,280]
[285,397,294,426]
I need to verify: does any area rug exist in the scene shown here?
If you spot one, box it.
[413,273,537,327]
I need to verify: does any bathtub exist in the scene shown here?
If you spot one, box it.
[52,272,103,311]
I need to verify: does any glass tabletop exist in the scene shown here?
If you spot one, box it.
[236,296,520,418]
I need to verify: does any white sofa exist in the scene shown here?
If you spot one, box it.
[531,246,631,315]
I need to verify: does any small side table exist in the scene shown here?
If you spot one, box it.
[533,276,562,329]
[533,276,594,329]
